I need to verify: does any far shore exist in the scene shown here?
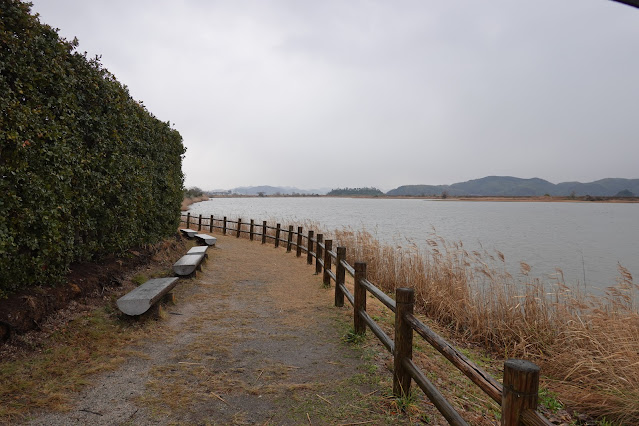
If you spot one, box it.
[202,194,639,203]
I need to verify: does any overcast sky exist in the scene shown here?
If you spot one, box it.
[30,0,639,191]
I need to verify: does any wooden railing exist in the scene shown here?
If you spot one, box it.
[181,213,552,426]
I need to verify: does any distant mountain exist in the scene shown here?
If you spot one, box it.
[229,185,329,195]
[386,176,639,197]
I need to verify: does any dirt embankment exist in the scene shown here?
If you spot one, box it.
[0,235,188,342]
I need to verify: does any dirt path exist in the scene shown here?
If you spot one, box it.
[27,235,415,425]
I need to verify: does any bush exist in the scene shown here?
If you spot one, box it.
[0,0,185,296]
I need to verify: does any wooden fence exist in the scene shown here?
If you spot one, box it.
[181,213,552,426]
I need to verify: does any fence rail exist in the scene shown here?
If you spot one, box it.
[180,213,551,426]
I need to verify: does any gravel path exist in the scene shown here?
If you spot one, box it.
[27,234,406,425]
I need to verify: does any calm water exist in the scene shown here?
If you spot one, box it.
[188,197,638,291]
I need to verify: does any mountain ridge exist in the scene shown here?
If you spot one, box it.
[386,176,639,197]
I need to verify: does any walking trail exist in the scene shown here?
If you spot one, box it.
[28,234,419,425]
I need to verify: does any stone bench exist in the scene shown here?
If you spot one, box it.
[187,245,209,256]
[173,253,205,276]
[195,233,216,246]
[180,228,198,238]
[116,277,179,316]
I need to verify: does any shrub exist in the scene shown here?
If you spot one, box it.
[0,1,185,296]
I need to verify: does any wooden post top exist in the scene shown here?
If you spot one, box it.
[396,287,414,304]
[504,359,540,374]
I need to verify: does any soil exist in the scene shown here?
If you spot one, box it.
[0,234,188,341]
[16,234,424,425]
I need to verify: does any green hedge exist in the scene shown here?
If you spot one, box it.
[0,1,185,296]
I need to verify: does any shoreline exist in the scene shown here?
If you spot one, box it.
[204,194,639,203]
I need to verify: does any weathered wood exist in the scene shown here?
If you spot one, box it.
[335,247,346,307]
[360,278,396,312]
[250,219,255,241]
[262,221,267,244]
[323,239,332,286]
[354,262,367,335]
[173,253,205,276]
[209,215,214,233]
[235,218,241,238]
[307,230,314,264]
[186,212,191,228]
[223,216,227,235]
[360,310,394,353]
[296,226,303,257]
[339,283,354,306]
[117,277,179,316]
[180,228,197,238]
[502,359,541,426]
[275,224,281,248]
[195,233,216,246]
[394,288,414,397]
[315,234,323,275]
[405,312,503,404]
[198,214,202,231]
[286,225,294,252]
[403,358,469,426]
[521,409,553,426]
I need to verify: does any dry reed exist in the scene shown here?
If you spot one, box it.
[187,213,639,423]
[333,228,639,424]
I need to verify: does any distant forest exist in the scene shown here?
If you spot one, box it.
[327,187,385,196]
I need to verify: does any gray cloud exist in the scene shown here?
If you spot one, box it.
[30,0,639,190]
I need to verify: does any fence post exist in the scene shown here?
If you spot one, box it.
[296,226,303,257]
[335,247,346,307]
[209,215,214,233]
[198,214,202,231]
[354,262,367,335]
[186,213,191,229]
[262,221,267,244]
[275,224,281,248]
[323,240,332,286]
[394,287,414,397]
[501,360,541,426]
[250,219,254,241]
[315,234,323,275]
[307,231,314,265]
[287,225,294,252]
[223,216,227,235]
[237,218,242,238]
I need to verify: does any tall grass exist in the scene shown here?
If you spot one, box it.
[332,228,639,424]
[191,214,639,423]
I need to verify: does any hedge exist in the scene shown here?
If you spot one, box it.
[0,0,185,296]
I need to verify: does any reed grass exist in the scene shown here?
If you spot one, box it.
[187,213,639,422]
[332,228,639,424]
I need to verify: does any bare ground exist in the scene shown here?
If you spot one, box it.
[23,235,424,425]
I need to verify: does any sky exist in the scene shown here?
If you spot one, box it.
[29,0,639,192]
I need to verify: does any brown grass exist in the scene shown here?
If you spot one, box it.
[181,195,209,211]
[192,214,639,423]
[332,228,639,424]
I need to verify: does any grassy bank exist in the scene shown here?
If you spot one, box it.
[181,195,209,211]
[330,228,638,424]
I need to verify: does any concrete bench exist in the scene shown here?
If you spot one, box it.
[195,233,216,246]
[173,253,205,276]
[180,228,198,238]
[116,277,179,316]
[187,245,209,256]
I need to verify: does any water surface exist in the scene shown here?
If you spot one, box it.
[188,197,638,292]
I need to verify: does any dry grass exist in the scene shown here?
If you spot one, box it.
[181,195,209,211]
[193,215,639,423]
[332,228,639,424]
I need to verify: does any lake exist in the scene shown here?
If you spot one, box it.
[187,197,638,292]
